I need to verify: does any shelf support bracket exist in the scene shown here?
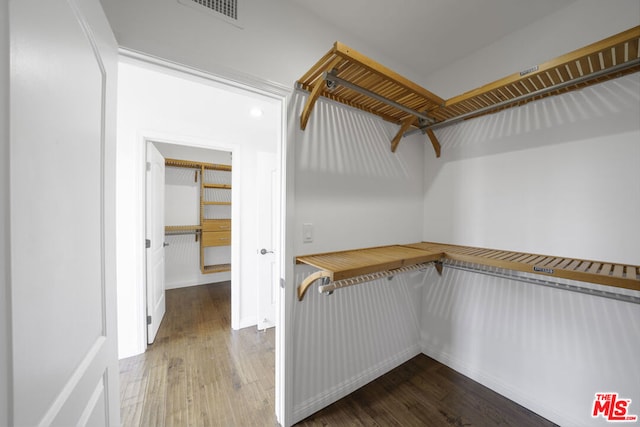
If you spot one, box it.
[434,260,443,276]
[298,270,332,301]
[300,58,342,130]
[425,129,441,158]
[391,117,417,153]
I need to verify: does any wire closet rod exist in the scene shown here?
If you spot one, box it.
[405,57,640,137]
[165,230,202,236]
[443,260,640,305]
[317,262,434,295]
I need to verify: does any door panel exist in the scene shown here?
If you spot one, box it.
[146,143,166,343]
[257,152,278,330]
[9,0,119,425]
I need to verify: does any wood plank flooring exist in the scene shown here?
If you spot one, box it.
[296,355,557,426]
[119,282,277,426]
[119,282,556,426]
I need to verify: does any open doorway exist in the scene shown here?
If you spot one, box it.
[115,57,284,422]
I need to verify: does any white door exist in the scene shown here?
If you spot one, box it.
[146,143,166,343]
[257,152,279,330]
[9,0,119,425]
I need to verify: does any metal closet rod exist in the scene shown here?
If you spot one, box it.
[443,261,640,305]
[317,262,434,295]
[312,259,638,305]
[404,58,640,137]
[323,71,436,124]
[165,230,201,236]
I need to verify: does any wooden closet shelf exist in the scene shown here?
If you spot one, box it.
[296,245,443,300]
[296,26,640,155]
[203,263,231,274]
[203,201,231,205]
[165,158,232,171]
[165,225,202,231]
[204,183,231,189]
[296,242,639,300]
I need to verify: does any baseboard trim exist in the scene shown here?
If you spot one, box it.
[292,344,421,424]
[420,338,577,427]
[165,275,230,290]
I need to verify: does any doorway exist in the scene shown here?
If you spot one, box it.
[116,58,283,357]
[115,56,284,420]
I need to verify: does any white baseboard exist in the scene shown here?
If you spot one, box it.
[420,338,577,427]
[237,316,257,330]
[292,344,421,424]
[165,274,230,290]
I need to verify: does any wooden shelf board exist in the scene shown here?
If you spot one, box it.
[406,242,639,292]
[202,263,231,274]
[297,41,444,130]
[296,245,443,282]
[165,158,231,171]
[296,26,640,154]
[165,225,202,231]
[203,201,231,205]
[296,241,639,300]
[204,183,232,189]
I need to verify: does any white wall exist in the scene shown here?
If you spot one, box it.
[289,92,427,422]
[156,143,233,289]
[422,0,640,98]
[100,0,423,90]
[420,6,640,424]
[0,0,10,424]
[116,60,281,358]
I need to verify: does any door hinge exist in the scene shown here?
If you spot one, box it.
[147,315,152,325]
[146,161,151,171]
[146,239,151,248]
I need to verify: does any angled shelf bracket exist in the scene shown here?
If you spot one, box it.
[295,26,639,158]
[296,41,444,155]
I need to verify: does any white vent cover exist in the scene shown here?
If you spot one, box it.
[178,0,243,28]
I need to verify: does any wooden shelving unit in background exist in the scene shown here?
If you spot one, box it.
[165,158,232,274]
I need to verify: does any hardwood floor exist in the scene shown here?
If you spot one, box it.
[119,282,277,426]
[296,355,556,427]
[119,282,555,427]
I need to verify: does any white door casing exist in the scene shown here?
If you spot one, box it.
[146,143,167,344]
[9,0,119,425]
[257,151,279,330]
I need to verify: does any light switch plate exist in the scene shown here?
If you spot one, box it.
[303,223,313,243]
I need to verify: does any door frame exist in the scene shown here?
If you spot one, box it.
[143,135,240,326]
[119,48,292,424]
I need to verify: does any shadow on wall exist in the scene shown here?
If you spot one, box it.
[292,264,425,420]
[289,90,419,179]
[421,266,640,425]
[431,74,640,161]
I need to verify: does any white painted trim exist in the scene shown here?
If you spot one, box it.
[117,51,289,422]
[165,276,230,290]
[0,1,11,424]
[420,339,576,427]
[142,132,241,331]
[292,344,422,424]
[76,377,104,427]
[38,337,106,426]
[118,47,291,100]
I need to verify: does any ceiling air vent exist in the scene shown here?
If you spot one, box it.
[178,0,243,28]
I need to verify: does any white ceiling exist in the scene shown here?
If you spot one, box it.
[294,0,578,77]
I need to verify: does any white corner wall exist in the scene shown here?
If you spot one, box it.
[288,92,427,423]
[0,0,10,423]
[420,5,640,424]
[116,60,280,358]
[422,0,640,98]
[100,0,424,90]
